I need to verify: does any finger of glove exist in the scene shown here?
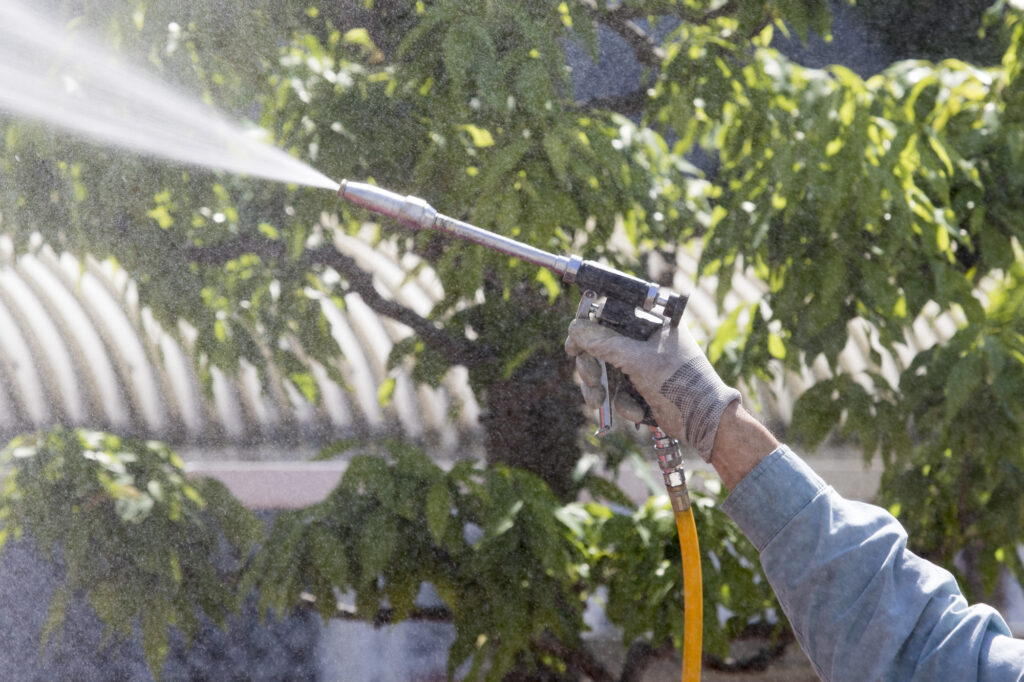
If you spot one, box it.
[613,390,647,424]
[575,353,604,387]
[566,319,646,370]
[564,319,592,357]
[580,381,607,410]
[574,353,608,409]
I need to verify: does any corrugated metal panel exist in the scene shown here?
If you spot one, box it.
[0,230,481,456]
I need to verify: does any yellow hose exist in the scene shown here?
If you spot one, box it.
[675,505,703,682]
[651,427,702,680]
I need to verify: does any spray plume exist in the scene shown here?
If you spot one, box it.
[0,1,338,191]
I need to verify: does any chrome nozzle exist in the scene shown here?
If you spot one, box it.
[337,179,437,230]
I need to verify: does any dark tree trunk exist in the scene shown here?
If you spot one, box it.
[480,345,585,501]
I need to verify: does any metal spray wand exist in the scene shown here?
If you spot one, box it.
[338,180,687,458]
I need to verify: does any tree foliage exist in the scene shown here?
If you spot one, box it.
[2,429,776,681]
[0,428,261,677]
[3,0,1024,679]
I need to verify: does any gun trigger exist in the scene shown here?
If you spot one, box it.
[576,290,599,321]
[595,359,613,437]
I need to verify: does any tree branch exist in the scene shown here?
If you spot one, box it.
[576,0,742,73]
[183,236,494,368]
[304,245,494,367]
[532,633,615,682]
[572,1,745,114]
[578,0,664,69]
[575,88,651,116]
[323,601,454,626]
[330,606,617,681]
[703,623,793,672]
[620,640,674,682]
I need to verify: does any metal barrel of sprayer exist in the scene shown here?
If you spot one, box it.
[338,179,575,273]
[337,179,704,682]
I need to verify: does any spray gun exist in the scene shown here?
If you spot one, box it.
[337,179,704,681]
[338,181,689,486]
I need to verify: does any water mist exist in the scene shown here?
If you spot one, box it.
[0,1,338,192]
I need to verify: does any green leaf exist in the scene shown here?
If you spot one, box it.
[553,504,588,538]
[377,376,396,407]
[141,601,170,681]
[767,332,786,360]
[542,130,570,182]
[477,138,532,197]
[708,304,748,365]
[359,509,398,578]
[290,370,319,404]
[40,586,69,652]
[566,2,598,59]
[309,565,337,622]
[791,380,840,448]
[484,499,523,541]
[580,474,632,508]
[945,349,985,421]
[192,478,262,554]
[515,59,554,112]
[342,456,396,501]
[385,567,421,622]
[308,523,349,587]
[460,124,495,148]
[343,28,376,51]
[425,482,452,545]
[534,268,561,303]
[313,438,362,461]
[443,16,498,100]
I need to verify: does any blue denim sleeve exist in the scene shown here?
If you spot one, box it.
[720,445,1024,682]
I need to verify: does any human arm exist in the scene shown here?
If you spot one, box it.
[565,318,1024,681]
[723,445,1024,682]
[706,398,777,490]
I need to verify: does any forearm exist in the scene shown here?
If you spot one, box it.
[708,400,778,490]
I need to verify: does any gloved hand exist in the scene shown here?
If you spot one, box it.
[565,319,741,462]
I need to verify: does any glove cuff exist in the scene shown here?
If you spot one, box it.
[692,385,741,462]
[659,360,741,462]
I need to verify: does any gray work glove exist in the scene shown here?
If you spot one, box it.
[565,319,740,462]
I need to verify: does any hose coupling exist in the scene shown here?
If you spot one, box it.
[650,427,691,511]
